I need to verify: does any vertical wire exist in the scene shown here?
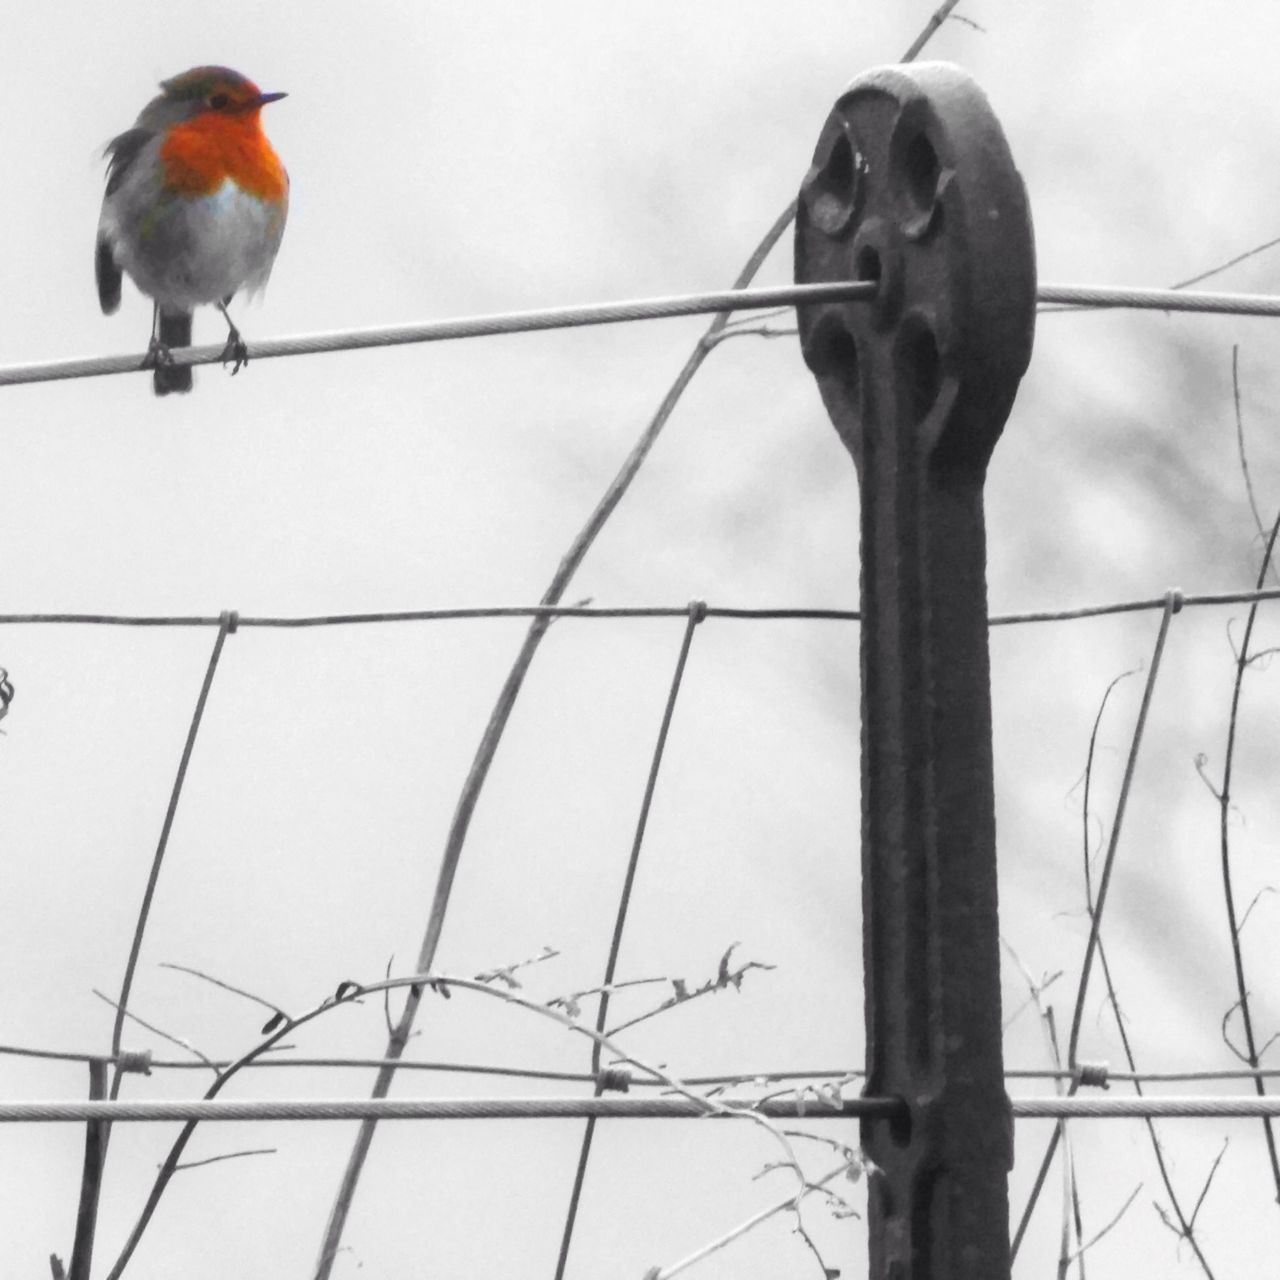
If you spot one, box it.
[66,1058,108,1280]
[552,603,705,1280]
[69,613,234,1280]
[1011,591,1181,1259]
[108,611,237,1087]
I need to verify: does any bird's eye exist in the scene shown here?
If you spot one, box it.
[208,92,230,109]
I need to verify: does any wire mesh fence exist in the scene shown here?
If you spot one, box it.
[6,5,1280,1280]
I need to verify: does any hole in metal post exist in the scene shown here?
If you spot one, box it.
[805,315,860,407]
[856,245,882,286]
[895,315,941,426]
[903,132,941,213]
[801,124,866,237]
[888,1098,913,1147]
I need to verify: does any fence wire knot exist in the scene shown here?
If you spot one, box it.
[596,1066,632,1093]
[687,599,708,625]
[1074,1061,1111,1089]
[1164,588,1185,614]
[115,1049,153,1076]
[220,610,240,634]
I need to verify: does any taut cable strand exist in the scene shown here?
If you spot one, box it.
[0,283,873,387]
[5,1095,1280,1124]
[6,283,1280,388]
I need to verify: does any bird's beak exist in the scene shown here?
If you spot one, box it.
[252,91,288,108]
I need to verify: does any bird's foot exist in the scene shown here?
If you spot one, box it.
[220,327,249,376]
[143,337,175,372]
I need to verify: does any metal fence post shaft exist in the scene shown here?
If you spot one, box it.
[795,62,1036,1279]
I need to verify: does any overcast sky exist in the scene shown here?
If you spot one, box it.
[4,3,1280,1278]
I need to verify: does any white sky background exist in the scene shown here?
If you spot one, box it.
[3,2,1280,1277]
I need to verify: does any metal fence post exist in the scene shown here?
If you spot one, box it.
[794,62,1036,1279]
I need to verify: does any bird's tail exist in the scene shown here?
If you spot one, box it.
[154,310,193,396]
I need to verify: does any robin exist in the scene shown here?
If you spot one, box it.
[95,66,289,395]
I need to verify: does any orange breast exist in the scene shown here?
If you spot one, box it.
[159,112,288,202]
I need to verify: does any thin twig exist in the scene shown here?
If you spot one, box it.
[172,1147,277,1172]
[1173,234,1280,291]
[606,946,777,1038]
[546,976,671,1019]
[901,0,964,60]
[473,944,560,988]
[1230,347,1279,589]
[158,963,287,1017]
[644,1160,857,1280]
[1190,1140,1229,1231]
[92,990,215,1069]
[1063,1184,1142,1266]
[1215,507,1280,1202]
[1231,347,1267,543]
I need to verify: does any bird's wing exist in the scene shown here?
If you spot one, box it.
[102,127,156,197]
[96,127,157,314]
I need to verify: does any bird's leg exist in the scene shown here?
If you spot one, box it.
[143,302,175,371]
[217,300,250,375]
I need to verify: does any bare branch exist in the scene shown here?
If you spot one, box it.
[91,990,215,1070]
[606,945,776,1037]
[1063,1184,1142,1265]
[473,945,559,989]
[172,1147,277,1173]
[1174,234,1280,291]
[1189,1140,1229,1230]
[159,962,287,1018]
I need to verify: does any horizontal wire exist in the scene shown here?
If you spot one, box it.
[1,586,1277,630]
[0,606,843,628]
[7,1043,1279,1088]
[0,1096,888,1123]
[7,1093,1280,1123]
[0,282,874,388]
[1,1042,848,1084]
[1012,1096,1280,1118]
[3,281,1280,389]
[1036,283,1280,316]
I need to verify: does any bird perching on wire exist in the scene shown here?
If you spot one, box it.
[95,66,289,395]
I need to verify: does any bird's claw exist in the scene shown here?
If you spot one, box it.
[143,338,175,372]
[220,331,250,376]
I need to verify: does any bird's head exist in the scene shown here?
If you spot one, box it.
[139,66,286,130]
